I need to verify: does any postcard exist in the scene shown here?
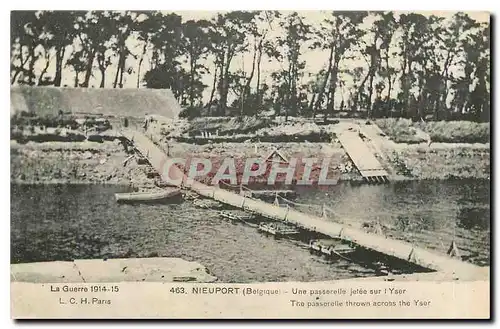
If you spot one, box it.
[10,10,490,319]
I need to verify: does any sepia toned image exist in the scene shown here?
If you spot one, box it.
[10,10,490,319]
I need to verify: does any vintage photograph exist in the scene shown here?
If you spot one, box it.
[10,10,490,317]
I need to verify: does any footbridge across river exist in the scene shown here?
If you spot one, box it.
[121,128,486,281]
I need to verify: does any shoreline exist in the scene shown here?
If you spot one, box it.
[11,139,490,185]
[10,179,134,186]
[10,175,491,187]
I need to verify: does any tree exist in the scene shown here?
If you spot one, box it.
[40,11,79,86]
[428,13,477,119]
[397,13,438,118]
[241,11,280,115]
[449,16,490,121]
[181,19,211,108]
[73,11,116,87]
[11,11,43,85]
[460,21,490,121]
[354,12,397,117]
[65,50,86,87]
[311,12,367,120]
[149,13,183,70]
[208,11,256,115]
[134,11,160,88]
[143,13,184,96]
[9,10,490,122]
[110,11,144,88]
[272,12,311,120]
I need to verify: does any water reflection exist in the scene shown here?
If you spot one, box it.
[457,206,490,230]
[295,179,490,266]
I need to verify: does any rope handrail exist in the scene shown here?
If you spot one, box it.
[241,185,253,192]
[276,194,316,208]
[219,181,255,193]
[275,195,338,219]
[219,180,240,188]
[323,205,337,214]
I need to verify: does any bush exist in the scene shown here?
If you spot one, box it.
[179,107,201,119]
[11,113,79,130]
[375,118,426,144]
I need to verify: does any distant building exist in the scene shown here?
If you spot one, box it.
[10,86,182,119]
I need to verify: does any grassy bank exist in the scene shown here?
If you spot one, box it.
[161,116,335,144]
[10,141,153,187]
[376,118,490,144]
[417,121,490,144]
[10,138,490,184]
[10,115,490,184]
[388,146,490,180]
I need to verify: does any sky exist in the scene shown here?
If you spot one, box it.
[21,10,490,105]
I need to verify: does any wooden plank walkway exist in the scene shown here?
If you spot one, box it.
[337,131,389,180]
[121,129,486,280]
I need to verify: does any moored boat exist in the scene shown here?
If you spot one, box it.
[309,239,356,257]
[258,222,300,237]
[115,188,181,203]
[183,191,199,201]
[219,211,255,222]
[193,199,222,209]
[219,211,240,221]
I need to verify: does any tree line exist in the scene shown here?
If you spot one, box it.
[10,11,490,121]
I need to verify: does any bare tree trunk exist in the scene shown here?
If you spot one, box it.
[73,70,79,87]
[136,41,148,88]
[113,52,124,88]
[99,68,105,88]
[11,48,30,85]
[53,46,66,87]
[221,49,234,113]
[326,60,340,121]
[352,70,370,110]
[255,40,263,116]
[97,52,107,88]
[290,61,298,117]
[309,94,316,118]
[11,69,22,85]
[189,54,196,108]
[435,52,453,120]
[314,46,334,112]
[27,46,36,85]
[405,62,414,117]
[217,54,225,115]
[118,51,126,88]
[242,44,257,114]
[113,64,120,88]
[82,49,96,87]
[207,65,219,115]
[385,55,392,102]
[37,54,51,85]
[367,72,375,118]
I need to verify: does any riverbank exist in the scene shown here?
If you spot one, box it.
[376,118,490,144]
[9,114,489,184]
[390,143,490,180]
[10,138,490,184]
[10,140,153,188]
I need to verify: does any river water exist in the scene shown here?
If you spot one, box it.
[11,179,489,282]
[294,179,490,266]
